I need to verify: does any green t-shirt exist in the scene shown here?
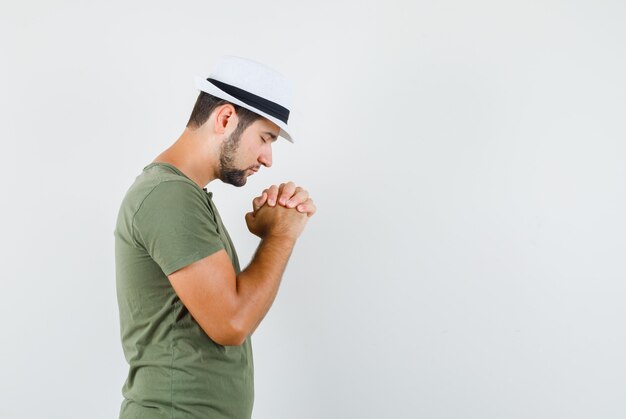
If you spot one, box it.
[114,162,254,419]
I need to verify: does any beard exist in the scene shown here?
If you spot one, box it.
[218,126,252,187]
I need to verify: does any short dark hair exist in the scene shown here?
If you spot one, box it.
[186,91,263,132]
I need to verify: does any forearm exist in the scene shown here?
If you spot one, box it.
[232,235,297,340]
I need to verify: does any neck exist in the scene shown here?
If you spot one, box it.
[153,126,221,188]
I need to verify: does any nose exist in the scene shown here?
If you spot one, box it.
[259,143,272,168]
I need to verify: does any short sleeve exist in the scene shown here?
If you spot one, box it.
[132,180,225,275]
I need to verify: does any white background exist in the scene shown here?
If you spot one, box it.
[1,1,625,418]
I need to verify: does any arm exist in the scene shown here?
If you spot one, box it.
[234,234,296,338]
[167,204,307,346]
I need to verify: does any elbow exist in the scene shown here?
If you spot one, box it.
[214,332,246,346]
[208,321,248,347]
[225,322,248,346]
[220,335,246,347]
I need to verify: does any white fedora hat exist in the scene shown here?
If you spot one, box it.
[195,55,294,142]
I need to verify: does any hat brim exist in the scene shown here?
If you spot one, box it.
[194,76,294,143]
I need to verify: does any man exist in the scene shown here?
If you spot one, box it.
[114,56,315,418]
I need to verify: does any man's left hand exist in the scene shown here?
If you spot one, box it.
[252,182,316,217]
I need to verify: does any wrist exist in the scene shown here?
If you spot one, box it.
[263,233,298,247]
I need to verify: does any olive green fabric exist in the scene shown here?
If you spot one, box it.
[115,162,254,419]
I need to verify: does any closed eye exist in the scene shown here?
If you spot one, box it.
[262,131,278,142]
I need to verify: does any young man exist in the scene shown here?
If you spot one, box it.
[114,56,316,418]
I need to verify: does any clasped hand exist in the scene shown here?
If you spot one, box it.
[251,181,316,217]
[245,182,316,240]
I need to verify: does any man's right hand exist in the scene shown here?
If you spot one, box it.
[245,203,309,241]
[252,182,317,217]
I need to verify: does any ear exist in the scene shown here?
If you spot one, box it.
[213,104,238,135]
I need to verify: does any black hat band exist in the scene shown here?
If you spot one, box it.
[207,78,290,124]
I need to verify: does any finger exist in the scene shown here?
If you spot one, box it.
[252,191,268,213]
[297,198,316,217]
[278,182,297,206]
[285,189,309,208]
[276,183,286,202]
[245,211,254,229]
[267,184,279,206]
[252,193,263,209]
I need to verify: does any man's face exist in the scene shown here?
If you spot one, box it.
[218,117,280,187]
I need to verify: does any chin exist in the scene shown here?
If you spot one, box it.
[219,168,249,187]
[224,176,247,187]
